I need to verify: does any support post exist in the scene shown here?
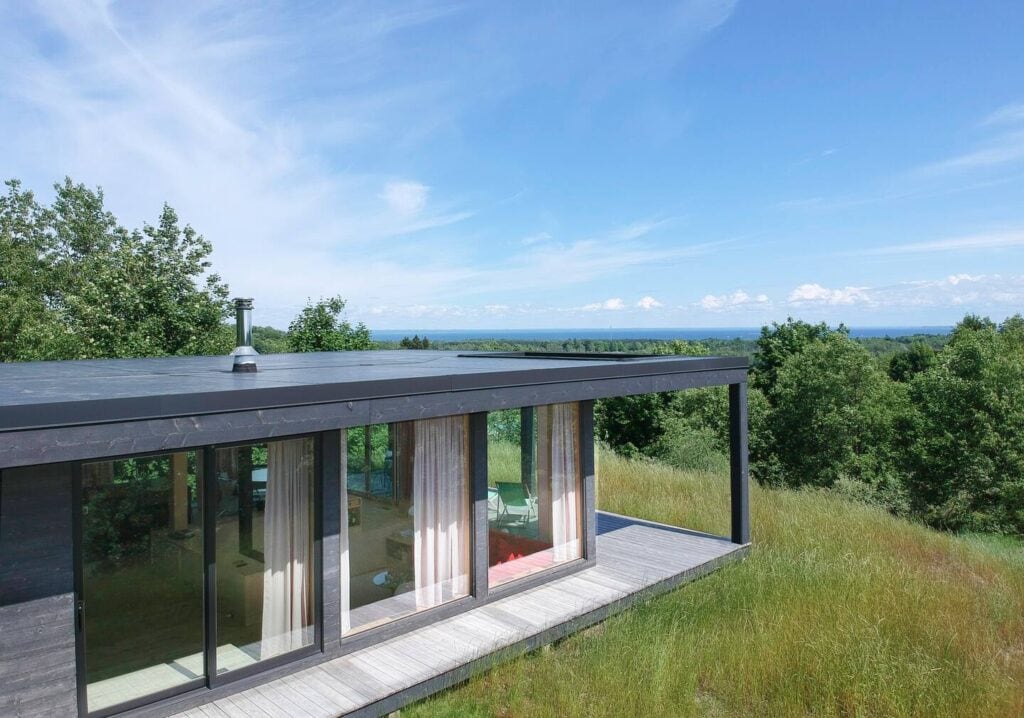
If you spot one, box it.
[579,400,597,561]
[729,382,750,544]
[321,430,342,647]
[469,413,489,600]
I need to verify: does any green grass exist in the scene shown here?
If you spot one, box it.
[407,450,1024,718]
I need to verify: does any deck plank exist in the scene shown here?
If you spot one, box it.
[170,512,746,718]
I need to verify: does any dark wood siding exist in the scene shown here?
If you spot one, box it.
[0,463,78,717]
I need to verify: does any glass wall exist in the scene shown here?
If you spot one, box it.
[215,438,316,673]
[80,452,204,713]
[341,416,471,633]
[488,403,583,586]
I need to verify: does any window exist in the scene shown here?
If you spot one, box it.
[341,416,472,633]
[79,452,204,714]
[214,438,316,672]
[488,403,583,586]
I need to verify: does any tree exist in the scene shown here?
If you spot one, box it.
[905,315,1024,533]
[400,334,431,349]
[763,333,909,505]
[752,317,847,397]
[287,296,372,352]
[888,342,936,382]
[252,326,290,354]
[0,178,232,361]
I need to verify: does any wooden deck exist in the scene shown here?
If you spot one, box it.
[169,512,748,718]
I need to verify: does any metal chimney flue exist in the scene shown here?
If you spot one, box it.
[231,297,259,373]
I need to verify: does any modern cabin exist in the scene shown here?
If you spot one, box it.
[0,307,750,718]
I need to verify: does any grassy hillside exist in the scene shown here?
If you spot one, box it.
[407,451,1024,718]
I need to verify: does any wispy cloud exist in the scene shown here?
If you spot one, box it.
[855,229,1024,256]
[0,1,735,327]
[610,218,671,241]
[980,102,1024,127]
[636,296,664,310]
[380,181,429,216]
[913,102,1024,177]
[914,131,1024,176]
[521,231,552,246]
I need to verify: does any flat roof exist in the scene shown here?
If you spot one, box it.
[0,350,746,433]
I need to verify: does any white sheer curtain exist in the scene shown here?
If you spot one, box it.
[260,438,313,659]
[339,430,351,634]
[413,416,470,609]
[538,403,581,562]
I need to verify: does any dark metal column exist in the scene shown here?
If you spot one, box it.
[321,431,341,647]
[469,413,489,600]
[729,383,751,545]
[579,400,598,561]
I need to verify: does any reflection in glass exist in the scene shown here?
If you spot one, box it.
[215,438,315,673]
[81,452,203,713]
[488,403,582,586]
[341,416,471,633]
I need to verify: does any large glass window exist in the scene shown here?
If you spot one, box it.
[488,403,583,586]
[341,416,471,633]
[80,452,204,714]
[215,438,316,672]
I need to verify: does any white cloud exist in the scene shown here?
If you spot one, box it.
[636,296,663,310]
[785,274,1024,310]
[788,283,871,306]
[697,290,769,311]
[858,229,1024,255]
[380,180,429,216]
[581,297,625,311]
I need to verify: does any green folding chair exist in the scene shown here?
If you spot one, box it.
[495,481,536,529]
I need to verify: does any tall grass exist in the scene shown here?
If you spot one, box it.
[407,450,1024,718]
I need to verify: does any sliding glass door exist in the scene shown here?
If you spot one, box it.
[487,403,582,586]
[214,437,317,674]
[76,436,320,715]
[78,452,205,714]
[341,416,472,633]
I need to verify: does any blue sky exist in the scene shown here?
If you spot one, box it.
[2,1,1023,329]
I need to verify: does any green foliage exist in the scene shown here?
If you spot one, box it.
[252,325,290,354]
[488,408,523,445]
[752,316,847,395]
[0,178,232,361]
[904,315,1024,533]
[592,313,1023,535]
[286,295,372,353]
[595,340,711,456]
[888,341,936,382]
[760,334,910,511]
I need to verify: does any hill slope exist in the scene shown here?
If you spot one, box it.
[408,451,1024,718]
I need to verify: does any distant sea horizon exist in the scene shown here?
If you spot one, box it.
[370,326,953,342]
